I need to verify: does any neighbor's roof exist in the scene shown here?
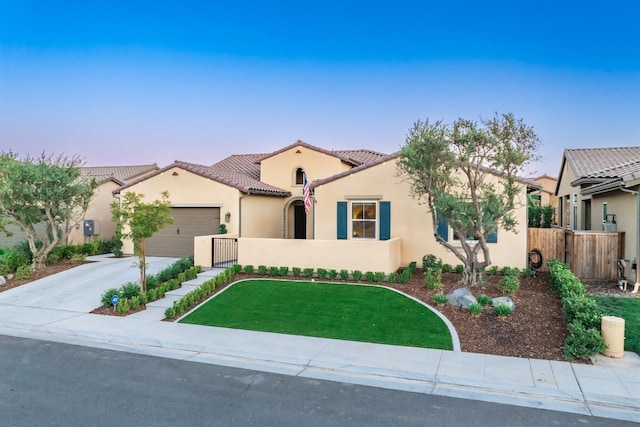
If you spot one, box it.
[563,147,640,185]
[81,164,158,185]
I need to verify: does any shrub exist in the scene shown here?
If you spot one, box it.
[16,265,32,280]
[433,293,448,305]
[521,268,533,278]
[365,271,375,282]
[477,294,491,306]
[424,267,443,290]
[130,296,141,310]
[408,261,417,273]
[494,304,513,317]
[501,266,519,277]
[269,266,279,277]
[303,268,314,278]
[455,264,464,274]
[317,268,328,280]
[117,298,131,314]
[399,269,411,284]
[119,282,141,299]
[562,296,603,329]
[243,265,254,274]
[422,254,442,270]
[328,269,338,280]
[564,321,606,360]
[279,266,289,276]
[232,264,242,274]
[351,270,363,281]
[374,272,385,282]
[442,263,452,273]
[541,205,554,228]
[292,267,302,277]
[388,272,399,283]
[339,269,349,280]
[498,274,520,294]
[164,307,175,319]
[488,265,499,276]
[258,265,267,275]
[468,302,483,316]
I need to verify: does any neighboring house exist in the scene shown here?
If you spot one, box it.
[0,164,158,249]
[115,141,531,273]
[530,174,558,223]
[556,146,640,284]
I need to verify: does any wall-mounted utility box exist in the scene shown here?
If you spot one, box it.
[83,220,100,236]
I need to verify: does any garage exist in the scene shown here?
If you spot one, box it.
[146,207,220,257]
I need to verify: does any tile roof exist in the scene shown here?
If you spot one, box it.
[564,147,640,183]
[254,140,387,166]
[81,164,158,184]
[210,154,264,179]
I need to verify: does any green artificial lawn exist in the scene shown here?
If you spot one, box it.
[591,296,640,354]
[180,279,453,350]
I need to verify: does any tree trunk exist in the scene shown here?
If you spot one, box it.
[139,239,147,293]
[462,258,484,286]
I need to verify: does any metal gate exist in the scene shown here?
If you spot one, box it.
[212,236,238,268]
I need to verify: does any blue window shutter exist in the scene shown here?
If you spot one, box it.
[436,214,448,242]
[379,201,391,240]
[487,230,498,243]
[337,201,347,239]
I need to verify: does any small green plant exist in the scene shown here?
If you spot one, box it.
[100,288,121,308]
[422,254,442,270]
[521,268,533,278]
[258,265,267,275]
[120,282,141,299]
[424,267,443,290]
[328,269,338,280]
[564,321,606,360]
[70,253,86,263]
[408,261,417,273]
[164,307,175,319]
[477,294,491,306]
[303,268,314,278]
[501,266,519,277]
[455,264,464,274]
[117,298,131,314]
[433,293,448,305]
[317,268,328,280]
[351,270,363,281]
[292,267,302,277]
[365,271,375,282]
[388,272,399,283]
[374,272,385,282]
[399,269,411,284]
[269,266,280,276]
[130,295,141,310]
[498,274,520,294]
[243,264,254,274]
[16,264,32,280]
[494,304,513,317]
[468,302,483,316]
[441,263,452,273]
[488,265,499,276]
[218,224,228,234]
[339,269,349,280]
[279,266,289,276]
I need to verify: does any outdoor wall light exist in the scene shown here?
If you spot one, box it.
[225,212,231,222]
[172,171,179,176]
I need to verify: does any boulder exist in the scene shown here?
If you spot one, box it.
[0,275,5,286]
[446,288,477,309]
[492,296,515,311]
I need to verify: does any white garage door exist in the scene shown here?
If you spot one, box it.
[145,207,220,257]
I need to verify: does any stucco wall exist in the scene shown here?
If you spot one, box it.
[259,145,350,190]
[556,161,581,230]
[68,180,120,244]
[313,160,528,269]
[240,195,287,238]
[237,237,402,274]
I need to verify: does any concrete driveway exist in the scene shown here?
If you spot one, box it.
[0,255,179,312]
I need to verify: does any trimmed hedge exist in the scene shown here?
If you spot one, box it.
[547,259,605,360]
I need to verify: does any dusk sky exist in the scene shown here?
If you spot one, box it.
[1,1,638,177]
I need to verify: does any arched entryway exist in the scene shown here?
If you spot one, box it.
[283,197,307,239]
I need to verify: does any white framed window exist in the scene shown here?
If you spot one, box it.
[350,201,377,239]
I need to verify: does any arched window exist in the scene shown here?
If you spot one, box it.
[295,168,304,185]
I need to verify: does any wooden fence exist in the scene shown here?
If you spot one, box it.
[528,227,624,280]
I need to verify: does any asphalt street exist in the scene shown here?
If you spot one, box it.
[0,335,631,427]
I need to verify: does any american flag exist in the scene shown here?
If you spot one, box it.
[303,171,312,215]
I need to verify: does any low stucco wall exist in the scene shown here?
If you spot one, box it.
[194,233,239,268]
[237,237,402,274]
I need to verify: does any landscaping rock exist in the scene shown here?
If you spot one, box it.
[492,296,515,311]
[446,288,477,309]
[0,276,5,286]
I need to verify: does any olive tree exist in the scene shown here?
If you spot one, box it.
[0,152,96,270]
[111,191,173,292]
[397,113,540,286]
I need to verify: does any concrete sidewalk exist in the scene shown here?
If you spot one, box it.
[0,255,639,423]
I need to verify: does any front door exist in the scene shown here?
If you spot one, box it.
[294,205,306,239]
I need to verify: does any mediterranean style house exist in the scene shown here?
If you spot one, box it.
[115,141,532,274]
[556,146,640,289]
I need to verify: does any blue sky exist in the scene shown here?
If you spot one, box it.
[1,1,638,177]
